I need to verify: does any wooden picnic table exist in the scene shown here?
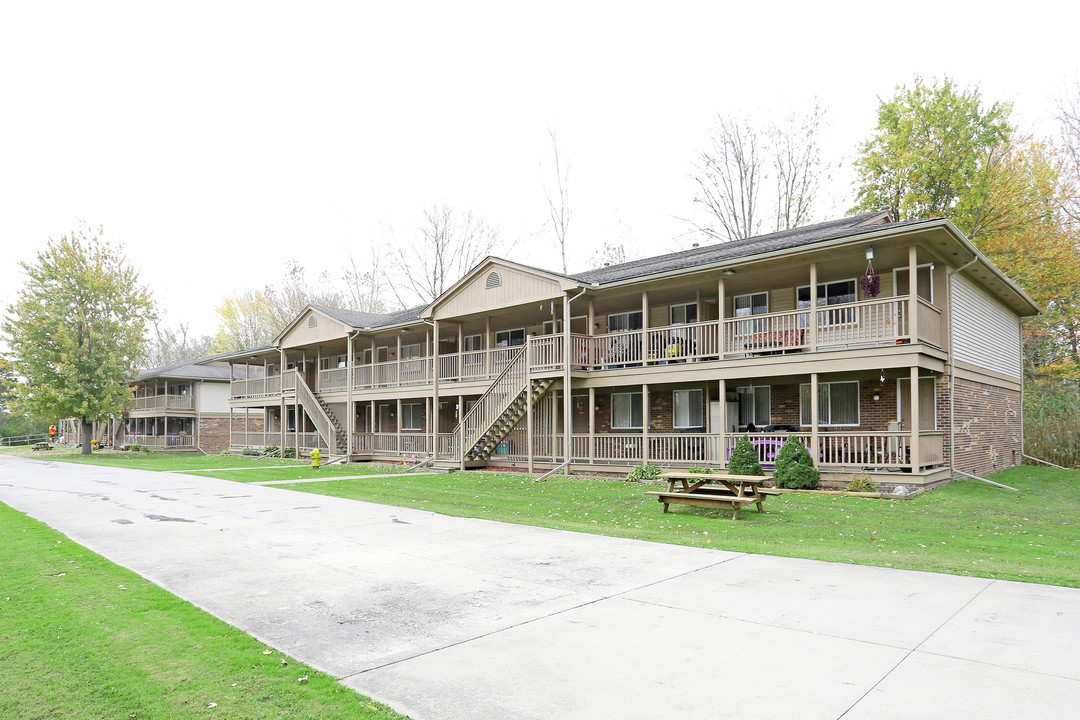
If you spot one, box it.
[646,471,778,520]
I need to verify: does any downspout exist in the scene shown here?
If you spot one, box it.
[564,287,588,475]
[947,254,980,479]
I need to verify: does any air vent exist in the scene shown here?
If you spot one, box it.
[485,271,502,289]
[308,316,317,328]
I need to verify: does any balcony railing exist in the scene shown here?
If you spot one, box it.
[124,434,194,448]
[230,375,281,399]
[130,394,194,411]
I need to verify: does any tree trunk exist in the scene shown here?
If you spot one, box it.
[81,419,93,455]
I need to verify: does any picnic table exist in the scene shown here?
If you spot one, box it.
[645,471,778,520]
[31,442,53,451]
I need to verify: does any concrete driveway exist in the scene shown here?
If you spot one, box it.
[1,455,1077,719]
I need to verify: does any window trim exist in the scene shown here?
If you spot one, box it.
[400,343,422,359]
[799,380,861,427]
[611,391,644,430]
[733,291,769,317]
[401,402,423,431]
[891,263,936,304]
[736,385,771,427]
[673,388,704,429]
[670,302,699,326]
[495,328,526,347]
[463,334,483,352]
[797,278,858,327]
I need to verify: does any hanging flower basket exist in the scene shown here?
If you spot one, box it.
[859,259,880,298]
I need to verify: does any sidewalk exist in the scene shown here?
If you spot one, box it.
[0,455,1076,719]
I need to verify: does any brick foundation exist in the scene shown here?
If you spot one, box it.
[950,376,1022,476]
[198,416,232,453]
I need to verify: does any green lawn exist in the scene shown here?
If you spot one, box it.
[0,446,313,472]
[284,466,1080,588]
[0,502,407,720]
[186,464,413,483]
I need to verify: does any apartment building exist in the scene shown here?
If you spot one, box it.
[225,213,1037,488]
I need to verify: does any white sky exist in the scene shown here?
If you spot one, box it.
[2,1,1077,337]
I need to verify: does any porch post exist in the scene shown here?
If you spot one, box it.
[396,333,401,384]
[458,394,464,469]
[718,378,727,468]
[526,381,534,474]
[228,406,232,451]
[642,383,650,465]
[810,373,820,468]
[908,245,920,344]
[396,397,402,456]
[432,319,440,458]
[588,386,595,465]
[910,365,921,471]
[279,349,287,452]
[718,275,726,354]
[485,316,492,376]
[809,262,818,352]
[641,291,649,364]
[346,333,354,457]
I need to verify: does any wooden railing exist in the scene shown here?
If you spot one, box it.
[230,376,283,400]
[126,434,194,448]
[917,298,944,348]
[230,431,279,447]
[723,311,808,356]
[317,367,349,392]
[437,433,457,459]
[131,394,194,410]
[293,373,339,454]
[528,335,564,371]
[814,296,908,349]
[457,343,529,459]
[919,431,945,467]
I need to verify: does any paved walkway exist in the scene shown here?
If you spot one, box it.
[1,455,1077,719]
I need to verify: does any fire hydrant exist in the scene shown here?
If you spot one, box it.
[310,447,320,470]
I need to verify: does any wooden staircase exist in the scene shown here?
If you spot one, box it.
[464,378,554,460]
[293,372,346,455]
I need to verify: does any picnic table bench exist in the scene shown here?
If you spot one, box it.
[31,442,53,451]
[646,471,779,520]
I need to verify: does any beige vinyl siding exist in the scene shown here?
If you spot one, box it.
[198,381,232,413]
[952,274,1022,379]
[280,311,350,348]
[770,287,795,313]
[435,265,564,319]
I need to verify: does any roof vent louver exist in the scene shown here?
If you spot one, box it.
[308,316,317,328]
[485,271,502,289]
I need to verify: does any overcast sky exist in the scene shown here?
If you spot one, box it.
[2,1,1077,337]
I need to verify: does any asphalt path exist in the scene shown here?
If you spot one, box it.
[1,455,1077,719]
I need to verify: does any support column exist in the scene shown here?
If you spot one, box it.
[458,393,465,470]
[526,381,534,474]
[396,397,402,455]
[810,373,820,468]
[563,293,572,473]
[346,333,354,457]
[718,378,727,468]
[809,262,818,352]
[908,245,920,344]
[642,383,650,465]
[432,319,440,458]
[588,386,595,465]
[718,276,726,356]
[641,290,650,363]
[910,365,921,472]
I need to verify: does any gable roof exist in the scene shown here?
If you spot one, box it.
[311,304,426,330]
[419,257,580,319]
[135,356,233,382]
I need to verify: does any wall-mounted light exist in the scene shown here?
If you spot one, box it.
[866,246,875,261]
[873,393,881,402]
[594,404,601,411]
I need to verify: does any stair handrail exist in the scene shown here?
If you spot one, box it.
[293,372,341,455]
[455,342,531,458]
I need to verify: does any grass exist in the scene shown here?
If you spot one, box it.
[283,466,1080,588]
[186,464,414,483]
[0,501,408,720]
[0,445,313,471]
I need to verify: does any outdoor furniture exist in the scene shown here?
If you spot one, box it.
[646,471,778,520]
[31,442,53,451]
[743,329,805,354]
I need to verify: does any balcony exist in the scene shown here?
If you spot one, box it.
[129,394,194,412]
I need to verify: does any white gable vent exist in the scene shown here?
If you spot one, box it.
[308,316,318,328]
[485,271,502,289]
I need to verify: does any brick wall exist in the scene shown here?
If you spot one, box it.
[767,380,899,432]
[950,377,1021,476]
[198,416,231,453]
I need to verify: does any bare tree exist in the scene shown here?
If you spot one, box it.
[542,129,572,273]
[390,204,499,306]
[692,116,762,241]
[771,106,827,231]
[1057,84,1080,227]
[143,321,214,367]
[343,246,387,314]
[264,260,348,329]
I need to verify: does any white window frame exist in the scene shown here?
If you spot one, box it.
[797,278,859,327]
[892,263,936,304]
[607,311,643,333]
[732,292,769,335]
[673,389,704,429]
[463,334,483,352]
[401,402,423,431]
[799,380,861,427]
[670,302,699,326]
[611,392,643,430]
[400,343,422,359]
[495,328,525,347]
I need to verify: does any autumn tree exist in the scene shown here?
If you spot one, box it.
[390,204,499,306]
[342,249,387,314]
[1,227,156,453]
[211,290,276,353]
[143,321,214,368]
[542,129,572,273]
[851,76,1012,225]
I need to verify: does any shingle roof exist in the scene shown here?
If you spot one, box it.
[135,356,232,382]
[571,214,933,285]
[312,304,426,330]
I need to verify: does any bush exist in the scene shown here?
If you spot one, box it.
[130,444,141,452]
[847,475,878,493]
[773,435,820,489]
[688,467,715,474]
[282,447,296,459]
[626,464,662,482]
[262,445,279,456]
[241,447,260,456]
[727,436,764,476]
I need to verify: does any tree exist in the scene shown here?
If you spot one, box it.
[143,321,214,368]
[542,129,572,273]
[264,260,348,331]
[1057,83,1080,227]
[211,290,276,353]
[692,108,828,241]
[342,248,387,314]
[389,204,499,306]
[1,227,156,453]
[851,76,1012,223]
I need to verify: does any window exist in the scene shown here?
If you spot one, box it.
[495,328,525,347]
[800,381,860,426]
[673,389,703,428]
[733,292,768,334]
[401,403,423,431]
[737,386,770,427]
[463,334,483,352]
[319,357,331,370]
[400,343,422,359]
[307,316,317,328]
[608,311,643,333]
[336,354,347,368]
[670,303,698,325]
[798,279,857,326]
[611,392,643,429]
